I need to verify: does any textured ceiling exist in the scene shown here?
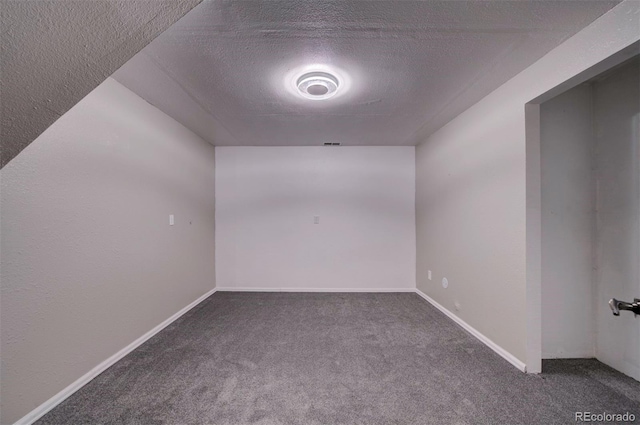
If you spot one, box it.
[114,0,620,147]
[1,0,202,168]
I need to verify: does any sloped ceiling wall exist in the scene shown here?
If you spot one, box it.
[0,0,203,168]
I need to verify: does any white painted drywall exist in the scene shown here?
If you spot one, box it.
[540,84,595,359]
[215,146,415,291]
[415,0,639,365]
[0,78,216,424]
[593,60,640,380]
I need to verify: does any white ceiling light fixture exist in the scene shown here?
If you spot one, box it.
[282,64,351,102]
[296,71,339,100]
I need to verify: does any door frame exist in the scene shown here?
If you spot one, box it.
[524,42,639,374]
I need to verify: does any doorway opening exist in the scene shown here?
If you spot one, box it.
[526,52,639,380]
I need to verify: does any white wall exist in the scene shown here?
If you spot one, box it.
[540,84,595,359]
[215,146,415,291]
[593,60,640,380]
[415,1,639,366]
[0,78,216,424]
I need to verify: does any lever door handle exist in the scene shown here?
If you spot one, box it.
[609,298,640,316]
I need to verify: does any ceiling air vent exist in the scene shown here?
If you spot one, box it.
[323,142,341,146]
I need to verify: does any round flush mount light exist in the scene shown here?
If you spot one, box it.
[280,64,351,102]
[296,71,340,100]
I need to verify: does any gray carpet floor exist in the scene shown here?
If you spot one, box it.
[37,293,640,425]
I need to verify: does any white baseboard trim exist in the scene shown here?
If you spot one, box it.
[14,287,218,425]
[215,287,415,293]
[542,352,595,360]
[414,288,527,373]
[14,286,527,424]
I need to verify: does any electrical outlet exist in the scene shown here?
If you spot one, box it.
[169,214,175,226]
[428,270,432,280]
[313,215,320,224]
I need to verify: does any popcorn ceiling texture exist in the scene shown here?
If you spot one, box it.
[113,0,620,148]
[0,0,620,164]
[0,0,202,168]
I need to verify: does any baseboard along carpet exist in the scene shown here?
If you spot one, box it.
[36,292,640,424]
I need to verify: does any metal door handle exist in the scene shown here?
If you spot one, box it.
[609,298,640,316]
